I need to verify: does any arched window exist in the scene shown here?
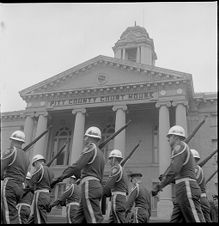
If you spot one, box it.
[51,127,72,166]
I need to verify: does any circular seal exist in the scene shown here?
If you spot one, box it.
[97,73,107,85]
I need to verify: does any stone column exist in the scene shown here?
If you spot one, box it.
[23,113,34,161]
[112,105,127,156]
[32,112,48,157]
[172,100,188,137]
[136,46,140,63]
[122,48,126,60]
[155,101,173,220]
[70,108,86,164]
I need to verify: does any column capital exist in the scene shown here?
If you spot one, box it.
[24,112,35,118]
[38,111,49,117]
[112,104,127,112]
[72,108,86,115]
[155,101,171,108]
[172,100,188,107]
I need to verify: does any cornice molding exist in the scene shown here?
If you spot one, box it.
[20,78,189,102]
[19,55,192,99]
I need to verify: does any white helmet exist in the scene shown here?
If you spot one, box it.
[26,172,32,180]
[167,125,186,138]
[70,175,76,179]
[108,149,123,159]
[191,149,200,160]
[10,130,25,143]
[84,126,101,139]
[32,154,45,166]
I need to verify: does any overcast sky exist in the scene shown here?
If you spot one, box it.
[0,2,217,113]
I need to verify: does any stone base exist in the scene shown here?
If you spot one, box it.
[157,199,173,220]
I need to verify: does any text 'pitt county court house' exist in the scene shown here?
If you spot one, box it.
[1,24,217,220]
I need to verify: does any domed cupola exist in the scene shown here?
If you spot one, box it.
[112,23,157,66]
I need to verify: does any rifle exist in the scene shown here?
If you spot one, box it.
[121,140,142,167]
[198,149,218,168]
[159,116,208,181]
[98,120,131,149]
[206,170,218,184]
[23,125,52,152]
[47,141,68,167]
[184,115,208,143]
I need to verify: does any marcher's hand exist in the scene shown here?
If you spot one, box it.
[51,177,63,188]
[158,174,163,181]
[151,183,162,196]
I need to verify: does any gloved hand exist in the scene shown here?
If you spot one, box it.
[158,174,163,181]
[151,183,162,196]
[51,177,63,189]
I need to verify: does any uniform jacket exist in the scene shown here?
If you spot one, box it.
[103,164,128,196]
[126,182,151,214]
[29,164,54,191]
[58,183,81,206]
[1,147,29,182]
[61,142,105,182]
[160,141,197,188]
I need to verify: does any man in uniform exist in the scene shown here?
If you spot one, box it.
[125,172,151,223]
[17,171,34,224]
[209,194,218,222]
[151,125,205,223]
[1,130,30,224]
[190,148,212,222]
[103,149,129,223]
[27,154,54,224]
[51,126,105,223]
[49,175,81,223]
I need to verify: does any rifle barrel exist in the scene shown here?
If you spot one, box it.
[23,125,52,152]
[47,142,68,167]
[206,170,218,184]
[121,140,141,167]
[98,120,131,149]
[198,149,217,167]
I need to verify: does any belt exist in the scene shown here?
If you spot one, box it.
[80,176,100,184]
[66,202,80,207]
[175,178,196,184]
[201,193,207,198]
[34,189,49,193]
[111,191,126,196]
[16,203,31,209]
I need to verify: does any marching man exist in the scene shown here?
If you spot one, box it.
[125,172,151,223]
[49,175,81,223]
[51,126,105,223]
[191,148,212,222]
[103,149,129,223]
[152,125,205,222]
[1,130,30,224]
[27,154,54,224]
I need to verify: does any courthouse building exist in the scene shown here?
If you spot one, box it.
[1,25,217,220]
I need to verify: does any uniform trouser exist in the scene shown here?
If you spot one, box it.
[170,180,205,223]
[66,202,79,223]
[74,179,104,223]
[17,203,31,224]
[200,196,212,222]
[108,192,127,223]
[133,207,150,223]
[27,189,50,224]
[1,178,24,224]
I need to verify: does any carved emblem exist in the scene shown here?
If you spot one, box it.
[97,73,107,85]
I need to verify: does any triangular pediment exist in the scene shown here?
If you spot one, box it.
[19,55,192,98]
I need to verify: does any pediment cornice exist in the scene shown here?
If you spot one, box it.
[19,55,193,101]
